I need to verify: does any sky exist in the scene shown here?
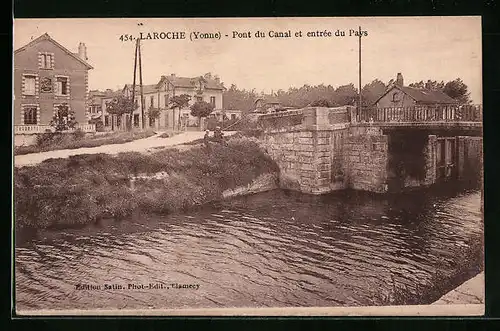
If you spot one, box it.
[14,17,482,103]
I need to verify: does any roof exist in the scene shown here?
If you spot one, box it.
[254,96,281,106]
[14,33,93,69]
[123,84,158,94]
[374,85,458,105]
[158,75,225,90]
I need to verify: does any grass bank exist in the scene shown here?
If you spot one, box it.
[15,130,157,155]
[14,135,279,232]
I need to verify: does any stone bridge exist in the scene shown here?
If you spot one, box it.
[257,106,482,194]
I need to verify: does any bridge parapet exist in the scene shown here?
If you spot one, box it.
[257,106,352,132]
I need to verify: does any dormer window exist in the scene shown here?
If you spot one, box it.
[392,92,400,102]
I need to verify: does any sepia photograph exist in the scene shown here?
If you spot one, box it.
[12,16,483,316]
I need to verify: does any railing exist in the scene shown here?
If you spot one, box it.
[14,123,96,135]
[352,105,482,124]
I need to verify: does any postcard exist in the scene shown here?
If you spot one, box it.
[13,16,483,316]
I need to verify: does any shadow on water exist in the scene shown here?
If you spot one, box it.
[15,182,483,309]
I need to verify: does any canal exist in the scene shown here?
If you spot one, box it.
[15,185,483,311]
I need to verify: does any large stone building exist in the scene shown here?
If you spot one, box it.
[14,33,94,136]
[100,74,225,131]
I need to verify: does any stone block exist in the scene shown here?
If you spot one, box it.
[300,163,314,171]
[299,137,314,145]
[316,137,330,145]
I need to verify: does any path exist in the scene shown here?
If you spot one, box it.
[15,131,237,167]
[432,272,484,305]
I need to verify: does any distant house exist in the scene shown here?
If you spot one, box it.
[102,74,226,131]
[254,96,284,113]
[14,33,94,135]
[374,73,458,108]
[210,109,242,121]
[156,74,225,129]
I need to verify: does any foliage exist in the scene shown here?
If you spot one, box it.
[409,80,445,90]
[72,128,86,140]
[148,106,161,120]
[309,99,333,107]
[443,78,471,104]
[89,117,104,132]
[14,136,279,231]
[50,103,77,132]
[223,84,259,113]
[169,94,191,110]
[190,101,214,119]
[361,79,387,106]
[105,95,137,130]
[105,95,136,116]
[408,78,472,104]
[169,94,191,129]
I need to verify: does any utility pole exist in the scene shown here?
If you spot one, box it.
[138,39,145,130]
[131,39,138,130]
[358,25,362,112]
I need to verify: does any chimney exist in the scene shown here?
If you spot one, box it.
[396,73,404,87]
[78,42,88,61]
[214,76,220,84]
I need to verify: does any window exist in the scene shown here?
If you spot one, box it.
[23,106,38,124]
[164,94,168,107]
[56,77,69,95]
[24,75,36,95]
[210,96,216,107]
[104,115,109,126]
[134,114,140,127]
[150,96,154,108]
[196,96,203,102]
[231,114,236,120]
[40,53,54,69]
[392,92,400,102]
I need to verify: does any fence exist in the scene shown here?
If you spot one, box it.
[352,105,482,123]
[14,123,96,135]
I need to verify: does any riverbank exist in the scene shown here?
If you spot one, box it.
[432,272,484,305]
[14,135,279,233]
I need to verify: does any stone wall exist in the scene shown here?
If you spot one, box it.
[259,107,350,194]
[424,135,438,186]
[344,132,389,193]
[458,136,483,185]
[261,129,347,194]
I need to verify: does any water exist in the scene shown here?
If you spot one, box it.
[15,186,483,310]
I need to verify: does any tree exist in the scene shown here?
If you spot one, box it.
[169,94,191,131]
[50,103,77,132]
[443,78,471,104]
[310,99,332,107]
[409,77,471,104]
[148,106,161,128]
[190,101,214,129]
[361,79,387,106]
[105,95,137,130]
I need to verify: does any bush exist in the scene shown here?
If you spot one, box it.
[72,128,86,140]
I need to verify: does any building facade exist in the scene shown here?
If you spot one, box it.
[14,33,94,134]
[101,74,225,131]
[374,73,458,108]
